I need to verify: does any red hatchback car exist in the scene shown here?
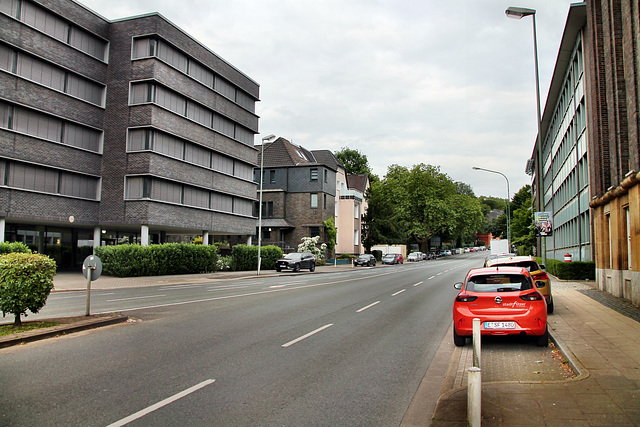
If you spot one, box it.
[452,266,548,347]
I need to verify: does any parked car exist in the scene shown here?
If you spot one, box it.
[275,252,316,272]
[382,253,402,265]
[407,252,420,262]
[452,266,548,347]
[395,254,404,264]
[354,254,376,267]
[485,255,554,313]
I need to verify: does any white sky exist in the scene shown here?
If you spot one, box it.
[78,0,579,198]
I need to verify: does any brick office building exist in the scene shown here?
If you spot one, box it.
[256,137,337,254]
[0,0,260,269]
[584,0,639,304]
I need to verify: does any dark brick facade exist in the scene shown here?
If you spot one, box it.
[0,0,261,262]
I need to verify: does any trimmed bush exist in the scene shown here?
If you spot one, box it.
[544,258,596,281]
[231,245,283,271]
[0,242,32,255]
[0,252,57,325]
[94,243,218,277]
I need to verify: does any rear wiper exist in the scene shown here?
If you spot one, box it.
[497,287,518,292]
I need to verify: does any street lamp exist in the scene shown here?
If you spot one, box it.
[473,166,511,243]
[506,6,545,264]
[257,134,276,275]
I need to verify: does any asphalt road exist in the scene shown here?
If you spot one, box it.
[0,253,485,426]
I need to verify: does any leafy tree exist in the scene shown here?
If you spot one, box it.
[362,179,405,251]
[298,236,327,259]
[335,147,373,177]
[0,252,56,325]
[323,217,337,257]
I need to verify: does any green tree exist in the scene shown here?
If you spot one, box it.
[335,147,373,177]
[323,217,337,257]
[0,252,57,325]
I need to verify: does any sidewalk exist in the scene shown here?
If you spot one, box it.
[428,277,640,426]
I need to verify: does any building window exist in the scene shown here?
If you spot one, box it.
[310,168,318,181]
[269,170,276,183]
[310,226,320,238]
[323,194,327,209]
[310,193,318,209]
[354,203,360,218]
[261,201,273,218]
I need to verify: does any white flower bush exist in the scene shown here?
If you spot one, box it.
[298,236,327,259]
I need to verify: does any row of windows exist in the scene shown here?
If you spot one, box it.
[131,37,255,113]
[0,158,99,200]
[129,82,254,146]
[125,176,253,216]
[0,43,104,106]
[127,128,253,181]
[0,0,108,61]
[543,101,586,179]
[0,100,102,152]
[548,211,590,250]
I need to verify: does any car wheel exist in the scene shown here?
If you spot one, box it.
[547,297,554,314]
[453,327,466,347]
[293,263,300,272]
[536,327,549,347]
[309,262,315,272]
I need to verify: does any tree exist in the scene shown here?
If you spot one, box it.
[323,217,337,257]
[335,147,373,177]
[0,252,57,325]
[298,236,327,260]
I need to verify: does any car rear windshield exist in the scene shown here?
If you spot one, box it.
[492,261,539,271]
[466,274,533,292]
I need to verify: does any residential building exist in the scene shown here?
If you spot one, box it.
[335,173,369,256]
[255,137,336,253]
[0,0,260,269]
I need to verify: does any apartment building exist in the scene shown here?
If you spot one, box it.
[255,137,336,253]
[0,0,260,269]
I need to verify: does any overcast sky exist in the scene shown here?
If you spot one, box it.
[79,0,578,199]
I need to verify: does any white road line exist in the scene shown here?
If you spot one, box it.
[282,324,334,348]
[159,284,203,290]
[107,295,166,302]
[428,276,436,280]
[392,289,406,296]
[106,379,215,427]
[356,301,380,313]
[413,281,424,287]
[436,272,443,276]
[207,286,249,291]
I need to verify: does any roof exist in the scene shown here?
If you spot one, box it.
[257,138,340,171]
[311,150,342,172]
[260,218,295,228]
[347,174,369,192]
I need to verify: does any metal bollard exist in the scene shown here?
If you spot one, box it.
[472,318,481,369]
[468,366,482,427]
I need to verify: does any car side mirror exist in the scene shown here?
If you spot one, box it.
[453,282,463,290]
[539,264,546,270]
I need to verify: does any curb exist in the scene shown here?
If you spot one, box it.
[0,313,129,349]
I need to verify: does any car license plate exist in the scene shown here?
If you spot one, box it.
[485,321,516,329]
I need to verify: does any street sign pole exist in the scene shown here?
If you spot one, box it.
[82,255,102,316]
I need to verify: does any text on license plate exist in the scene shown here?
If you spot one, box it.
[485,321,516,329]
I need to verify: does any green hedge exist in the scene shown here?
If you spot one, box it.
[0,242,32,255]
[542,258,596,281]
[94,243,218,277]
[231,245,283,271]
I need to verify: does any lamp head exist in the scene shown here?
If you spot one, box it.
[261,134,276,142]
[505,7,536,19]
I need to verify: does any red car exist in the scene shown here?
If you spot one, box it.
[452,266,548,347]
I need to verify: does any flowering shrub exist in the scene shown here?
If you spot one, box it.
[298,236,327,259]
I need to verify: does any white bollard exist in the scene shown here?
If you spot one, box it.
[472,318,481,369]
[468,366,482,427]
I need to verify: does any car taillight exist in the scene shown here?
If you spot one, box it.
[456,294,477,302]
[520,291,544,301]
[531,271,549,281]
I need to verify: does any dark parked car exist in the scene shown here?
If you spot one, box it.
[276,252,316,272]
[354,254,376,267]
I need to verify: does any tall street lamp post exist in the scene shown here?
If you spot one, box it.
[473,166,511,244]
[258,134,276,275]
[506,6,546,264]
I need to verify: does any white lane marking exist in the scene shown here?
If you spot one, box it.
[107,295,166,302]
[356,301,381,313]
[392,289,406,296]
[282,324,334,348]
[49,294,86,299]
[207,286,249,291]
[428,276,436,280]
[413,281,424,287]
[269,285,287,289]
[106,379,215,427]
[158,284,204,289]
[436,272,443,276]
[95,271,398,314]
